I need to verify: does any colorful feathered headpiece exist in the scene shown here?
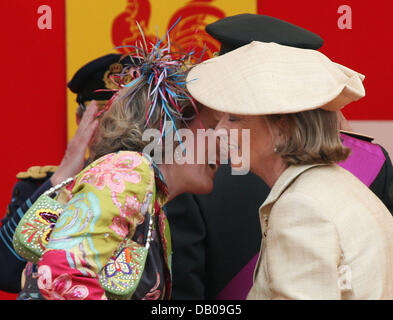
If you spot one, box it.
[97,19,204,146]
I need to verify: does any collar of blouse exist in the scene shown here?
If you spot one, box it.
[260,163,327,210]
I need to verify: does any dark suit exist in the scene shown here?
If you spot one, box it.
[166,164,269,299]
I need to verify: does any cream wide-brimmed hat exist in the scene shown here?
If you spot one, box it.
[186,41,365,115]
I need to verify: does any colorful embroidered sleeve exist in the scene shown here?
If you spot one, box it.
[37,152,155,300]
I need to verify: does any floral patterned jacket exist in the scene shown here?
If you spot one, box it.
[36,151,171,300]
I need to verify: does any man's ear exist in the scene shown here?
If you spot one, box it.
[337,110,353,131]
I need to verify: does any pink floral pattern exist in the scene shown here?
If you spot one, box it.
[37,265,89,300]
[110,193,144,238]
[35,152,172,300]
[79,153,143,193]
[38,249,107,300]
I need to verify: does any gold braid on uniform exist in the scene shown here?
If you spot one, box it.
[16,166,58,180]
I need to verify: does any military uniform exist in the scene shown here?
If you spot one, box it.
[166,14,393,300]
[0,167,56,292]
[340,131,393,213]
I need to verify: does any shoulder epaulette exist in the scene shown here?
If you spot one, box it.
[340,130,374,143]
[16,165,58,180]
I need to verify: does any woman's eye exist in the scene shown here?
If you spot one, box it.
[228,117,240,122]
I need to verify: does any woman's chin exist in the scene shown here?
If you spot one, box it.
[178,164,218,195]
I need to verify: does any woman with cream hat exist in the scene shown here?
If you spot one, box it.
[186,41,393,299]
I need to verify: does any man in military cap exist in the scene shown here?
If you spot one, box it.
[0,53,126,293]
[166,13,393,300]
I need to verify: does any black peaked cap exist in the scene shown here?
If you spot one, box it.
[206,14,324,55]
[67,53,123,104]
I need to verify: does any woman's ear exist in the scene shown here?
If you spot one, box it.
[276,116,290,136]
[271,116,290,152]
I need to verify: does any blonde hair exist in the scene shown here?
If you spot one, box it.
[265,109,350,166]
[89,83,194,161]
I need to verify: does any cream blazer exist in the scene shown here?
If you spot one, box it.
[247,164,393,300]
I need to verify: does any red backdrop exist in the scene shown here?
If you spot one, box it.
[0,0,66,299]
[0,0,392,299]
[258,0,393,120]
